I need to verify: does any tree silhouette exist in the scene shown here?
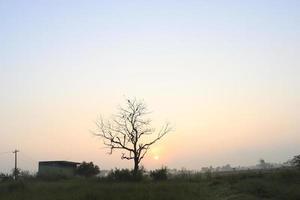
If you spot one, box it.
[290,155,300,169]
[94,98,171,175]
[76,162,100,177]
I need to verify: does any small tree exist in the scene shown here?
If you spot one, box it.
[76,162,100,177]
[94,98,171,175]
[290,155,300,169]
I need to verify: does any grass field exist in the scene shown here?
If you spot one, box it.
[0,169,299,200]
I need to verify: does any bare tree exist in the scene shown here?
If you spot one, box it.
[94,98,171,175]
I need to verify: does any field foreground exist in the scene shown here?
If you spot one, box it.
[0,169,300,200]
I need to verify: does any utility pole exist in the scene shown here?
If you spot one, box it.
[13,150,19,180]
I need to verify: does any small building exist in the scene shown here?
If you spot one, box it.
[38,161,80,177]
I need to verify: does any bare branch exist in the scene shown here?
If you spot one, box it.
[94,98,172,173]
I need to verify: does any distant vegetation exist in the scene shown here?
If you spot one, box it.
[76,162,100,178]
[289,155,300,169]
[150,167,168,181]
[107,168,143,182]
[1,167,300,200]
[1,156,299,200]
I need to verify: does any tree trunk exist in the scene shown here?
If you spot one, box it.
[133,157,139,176]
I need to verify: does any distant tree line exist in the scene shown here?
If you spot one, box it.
[1,154,300,183]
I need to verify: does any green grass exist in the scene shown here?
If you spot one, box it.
[0,169,299,200]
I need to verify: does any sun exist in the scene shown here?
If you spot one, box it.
[154,155,159,160]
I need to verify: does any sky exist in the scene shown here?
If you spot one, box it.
[0,0,299,173]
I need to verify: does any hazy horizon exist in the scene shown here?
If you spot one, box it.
[1,0,299,173]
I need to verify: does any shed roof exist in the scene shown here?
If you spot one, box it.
[39,161,80,167]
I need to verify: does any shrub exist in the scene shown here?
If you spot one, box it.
[19,170,35,180]
[290,155,300,169]
[107,168,144,181]
[0,173,12,182]
[76,162,100,177]
[150,167,168,181]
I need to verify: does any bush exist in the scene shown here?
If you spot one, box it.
[19,170,35,180]
[107,168,144,181]
[0,173,12,182]
[76,162,100,177]
[107,168,132,181]
[150,167,168,181]
[290,155,300,169]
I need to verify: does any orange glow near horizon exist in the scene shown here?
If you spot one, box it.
[0,0,299,173]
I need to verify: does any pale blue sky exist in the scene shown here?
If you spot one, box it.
[0,0,299,173]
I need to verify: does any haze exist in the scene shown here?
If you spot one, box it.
[0,0,299,173]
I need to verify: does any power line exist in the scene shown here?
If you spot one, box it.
[0,151,11,155]
[20,152,37,163]
[0,150,20,179]
[1,150,38,175]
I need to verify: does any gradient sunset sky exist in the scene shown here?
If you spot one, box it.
[0,0,299,173]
